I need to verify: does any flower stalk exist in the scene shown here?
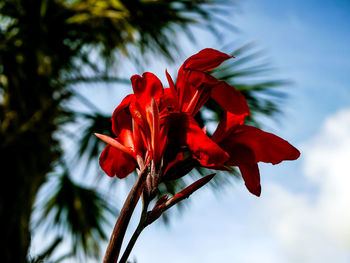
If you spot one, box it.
[103,166,149,263]
[118,194,150,263]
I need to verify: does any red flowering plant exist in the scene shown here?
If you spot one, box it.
[95,49,300,263]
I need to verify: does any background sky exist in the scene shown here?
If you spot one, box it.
[33,0,350,262]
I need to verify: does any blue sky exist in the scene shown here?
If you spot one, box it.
[31,1,350,262]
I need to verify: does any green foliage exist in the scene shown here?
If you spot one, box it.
[29,237,65,263]
[77,112,112,165]
[40,169,116,259]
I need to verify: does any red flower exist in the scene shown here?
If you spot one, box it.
[96,48,300,197]
[97,73,169,178]
[97,95,138,178]
[212,112,300,196]
[166,113,229,168]
[161,49,250,168]
[174,48,249,116]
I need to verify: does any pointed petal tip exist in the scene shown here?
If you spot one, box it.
[272,145,301,164]
[255,185,262,197]
[293,148,301,160]
[95,133,135,157]
[94,132,104,139]
[248,184,261,197]
[183,48,233,71]
[208,173,216,181]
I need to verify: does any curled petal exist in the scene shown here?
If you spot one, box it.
[110,95,136,152]
[111,94,134,136]
[99,145,137,178]
[131,72,164,107]
[182,48,232,71]
[212,111,246,143]
[211,81,250,116]
[177,70,216,113]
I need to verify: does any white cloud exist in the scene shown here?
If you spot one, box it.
[257,108,350,263]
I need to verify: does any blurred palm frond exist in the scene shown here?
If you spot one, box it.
[40,168,117,259]
[77,112,112,163]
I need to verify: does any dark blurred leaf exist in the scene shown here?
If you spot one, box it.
[30,236,62,263]
[40,169,117,259]
[77,112,112,162]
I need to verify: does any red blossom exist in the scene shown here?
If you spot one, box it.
[212,112,300,196]
[96,48,300,197]
[175,48,249,116]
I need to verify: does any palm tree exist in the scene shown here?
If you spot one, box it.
[0,1,288,262]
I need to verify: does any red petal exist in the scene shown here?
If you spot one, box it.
[94,133,134,157]
[211,81,250,116]
[163,154,197,181]
[129,98,150,141]
[110,97,137,153]
[99,144,137,178]
[239,164,261,196]
[221,125,300,165]
[131,72,164,107]
[111,94,134,136]
[132,119,145,158]
[159,88,178,114]
[182,48,232,71]
[170,113,229,167]
[177,70,216,113]
[165,70,179,109]
[148,97,161,165]
[159,115,170,160]
[212,111,246,143]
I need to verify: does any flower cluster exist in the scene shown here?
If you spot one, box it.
[96,48,300,197]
